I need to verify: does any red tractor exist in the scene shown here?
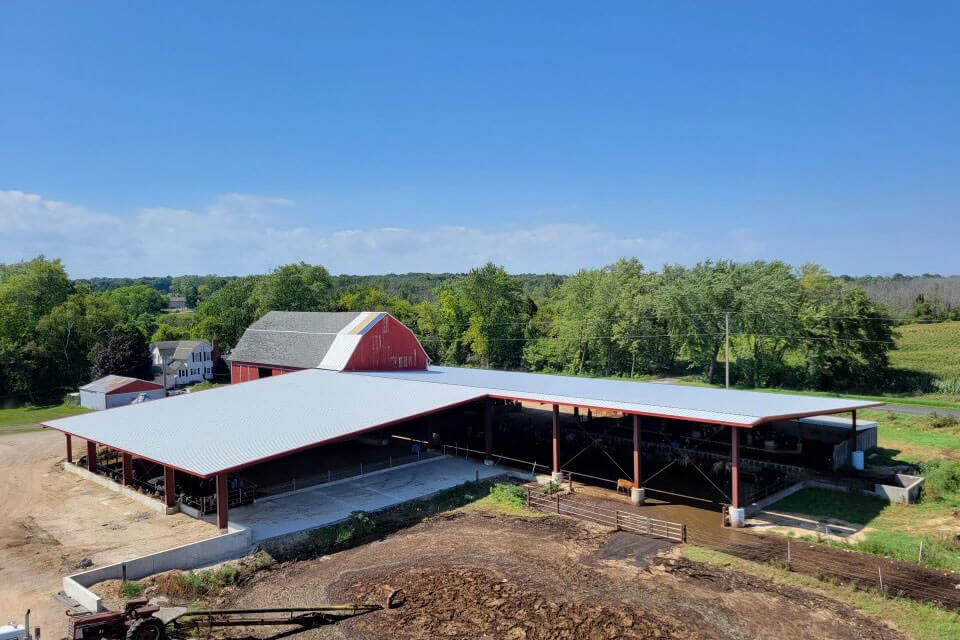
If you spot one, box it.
[66,599,166,640]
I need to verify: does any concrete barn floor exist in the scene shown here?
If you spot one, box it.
[227,456,507,541]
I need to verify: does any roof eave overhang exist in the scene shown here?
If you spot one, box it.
[749,401,885,426]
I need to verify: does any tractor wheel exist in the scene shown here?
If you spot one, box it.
[126,617,166,640]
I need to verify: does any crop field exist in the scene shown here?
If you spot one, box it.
[891,321,960,380]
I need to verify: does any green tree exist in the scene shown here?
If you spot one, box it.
[90,329,154,380]
[191,277,259,350]
[108,285,168,318]
[33,288,123,389]
[454,263,525,367]
[0,257,72,397]
[655,261,740,384]
[151,323,190,342]
[249,263,333,317]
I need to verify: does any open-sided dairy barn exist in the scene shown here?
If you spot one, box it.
[44,311,881,533]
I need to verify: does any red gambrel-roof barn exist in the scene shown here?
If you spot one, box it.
[47,312,881,530]
[226,311,429,382]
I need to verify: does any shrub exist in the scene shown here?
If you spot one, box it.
[919,459,960,505]
[541,482,563,495]
[157,564,242,599]
[119,580,143,598]
[928,413,960,430]
[488,483,526,509]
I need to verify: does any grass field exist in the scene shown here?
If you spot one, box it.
[0,400,90,432]
[862,409,960,459]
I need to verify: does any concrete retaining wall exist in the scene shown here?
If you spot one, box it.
[63,463,178,515]
[63,525,252,612]
[875,474,924,504]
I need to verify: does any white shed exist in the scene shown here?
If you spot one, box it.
[79,375,166,411]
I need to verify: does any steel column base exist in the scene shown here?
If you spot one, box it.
[630,487,646,505]
[550,471,565,484]
[483,458,494,466]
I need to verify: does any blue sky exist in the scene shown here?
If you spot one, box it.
[1,1,957,278]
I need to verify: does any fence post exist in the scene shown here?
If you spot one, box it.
[646,516,651,535]
[681,524,687,544]
[615,511,621,531]
[787,540,791,567]
[389,456,392,467]
[360,463,363,475]
[918,539,923,564]
[293,477,296,491]
[328,469,331,483]
[526,487,531,508]
[557,494,561,514]
[878,566,884,597]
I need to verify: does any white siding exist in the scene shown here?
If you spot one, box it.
[105,389,167,409]
[79,389,106,411]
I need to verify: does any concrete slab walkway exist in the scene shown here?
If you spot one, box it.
[230,455,507,541]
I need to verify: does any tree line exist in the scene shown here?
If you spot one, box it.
[1,256,901,403]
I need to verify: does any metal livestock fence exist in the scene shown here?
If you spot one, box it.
[525,488,686,543]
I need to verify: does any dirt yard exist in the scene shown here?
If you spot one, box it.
[0,429,216,636]
[192,511,906,640]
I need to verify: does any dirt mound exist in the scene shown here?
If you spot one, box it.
[338,565,684,640]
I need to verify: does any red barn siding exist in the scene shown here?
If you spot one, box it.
[342,314,429,371]
[231,362,300,384]
[105,379,165,395]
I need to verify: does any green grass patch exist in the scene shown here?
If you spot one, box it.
[0,400,90,430]
[682,545,960,640]
[918,459,960,506]
[119,580,143,598]
[768,488,960,572]
[468,483,540,517]
[866,409,960,455]
[770,488,887,525]
[188,381,228,393]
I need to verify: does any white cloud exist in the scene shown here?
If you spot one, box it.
[0,190,764,277]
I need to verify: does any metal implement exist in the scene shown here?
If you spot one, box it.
[169,590,404,635]
[64,590,405,640]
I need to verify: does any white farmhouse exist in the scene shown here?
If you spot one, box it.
[151,339,214,389]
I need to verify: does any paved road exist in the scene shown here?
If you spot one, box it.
[878,404,960,417]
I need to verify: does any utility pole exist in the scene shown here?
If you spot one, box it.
[725,311,731,390]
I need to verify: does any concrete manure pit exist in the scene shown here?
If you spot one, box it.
[180,511,904,640]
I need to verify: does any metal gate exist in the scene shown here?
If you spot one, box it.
[525,488,686,543]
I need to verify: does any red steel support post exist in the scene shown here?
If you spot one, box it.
[86,440,97,472]
[163,466,176,508]
[730,427,741,509]
[484,398,493,459]
[122,452,133,486]
[216,473,229,531]
[65,434,72,464]
[552,404,560,473]
[633,415,641,488]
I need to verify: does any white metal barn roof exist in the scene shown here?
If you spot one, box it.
[355,366,882,427]
[47,369,486,477]
[46,364,881,478]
